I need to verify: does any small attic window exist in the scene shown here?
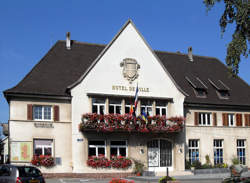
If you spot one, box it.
[216,90,230,99]
[185,76,207,98]
[208,79,230,100]
[193,88,207,98]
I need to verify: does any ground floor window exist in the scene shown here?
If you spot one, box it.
[34,139,53,156]
[188,139,199,163]
[88,140,106,156]
[110,140,127,157]
[237,139,246,165]
[148,139,172,167]
[214,139,223,165]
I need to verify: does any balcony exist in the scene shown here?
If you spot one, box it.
[79,113,184,133]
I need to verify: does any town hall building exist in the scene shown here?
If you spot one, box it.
[3,20,250,175]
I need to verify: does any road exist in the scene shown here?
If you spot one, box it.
[46,178,223,183]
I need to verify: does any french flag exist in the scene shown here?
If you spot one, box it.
[134,84,139,114]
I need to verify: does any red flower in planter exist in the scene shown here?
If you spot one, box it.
[81,113,184,133]
[31,155,54,167]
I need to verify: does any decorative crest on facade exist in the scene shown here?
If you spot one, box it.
[120,58,140,83]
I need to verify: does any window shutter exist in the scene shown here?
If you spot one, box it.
[213,113,217,126]
[236,114,242,126]
[222,113,228,126]
[53,105,60,121]
[194,112,199,126]
[27,104,33,120]
[245,114,250,126]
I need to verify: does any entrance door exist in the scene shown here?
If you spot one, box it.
[148,139,172,171]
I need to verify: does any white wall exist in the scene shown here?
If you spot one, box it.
[70,22,185,172]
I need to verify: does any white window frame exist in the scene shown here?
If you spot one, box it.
[125,102,134,114]
[198,113,211,126]
[34,139,53,156]
[228,114,235,126]
[188,139,199,164]
[88,140,106,157]
[109,100,122,114]
[110,140,128,157]
[92,98,105,115]
[237,139,246,165]
[141,104,153,116]
[214,139,223,165]
[33,105,52,121]
[156,106,167,116]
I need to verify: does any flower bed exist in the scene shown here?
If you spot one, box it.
[31,155,55,167]
[109,178,134,183]
[87,155,132,169]
[80,113,184,133]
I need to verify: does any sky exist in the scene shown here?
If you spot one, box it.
[0,1,249,134]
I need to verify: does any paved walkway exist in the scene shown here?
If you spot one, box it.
[130,170,250,182]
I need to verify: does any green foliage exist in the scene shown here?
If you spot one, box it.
[205,155,212,165]
[214,163,228,168]
[133,159,144,174]
[191,160,202,169]
[231,156,240,165]
[158,176,176,183]
[203,0,249,75]
[185,160,191,169]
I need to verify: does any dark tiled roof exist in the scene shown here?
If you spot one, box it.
[4,41,250,107]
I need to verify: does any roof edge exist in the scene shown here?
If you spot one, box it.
[67,19,134,90]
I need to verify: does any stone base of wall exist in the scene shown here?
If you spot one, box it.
[43,173,135,179]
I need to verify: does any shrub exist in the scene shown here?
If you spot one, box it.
[185,160,191,169]
[231,156,240,165]
[214,163,228,168]
[133,159,144,175]
[159,176,176,183]
[191,160,202,169]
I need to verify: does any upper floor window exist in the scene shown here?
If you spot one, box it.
[109,99,121,114]
[34,139,53,156]
[198,113,211,126]
[92,98,105,115]
[125,100,134,114]
[156,101,167,116]
[140,100,153,116]
[33,106,52,121]
[228,114,235,126]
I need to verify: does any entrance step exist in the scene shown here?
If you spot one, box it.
[143,171,155,176]
[155,170,193,177]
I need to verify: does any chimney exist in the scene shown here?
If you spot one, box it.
[66,32,71,50]
[188,46,193,62]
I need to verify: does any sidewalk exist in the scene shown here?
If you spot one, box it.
[130,170,250,182]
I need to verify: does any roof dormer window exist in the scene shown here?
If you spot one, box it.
[208,79,230,100]
[216,90,230,99]
[194,88,207,98]
[186,76,208,98]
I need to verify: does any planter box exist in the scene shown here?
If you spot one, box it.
[194,168,229,175]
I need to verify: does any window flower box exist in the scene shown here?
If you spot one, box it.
[80,113,184,133]
[31,155,55,167]
[87,155,132,169]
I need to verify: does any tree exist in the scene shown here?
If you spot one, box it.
[203,0,249,75]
